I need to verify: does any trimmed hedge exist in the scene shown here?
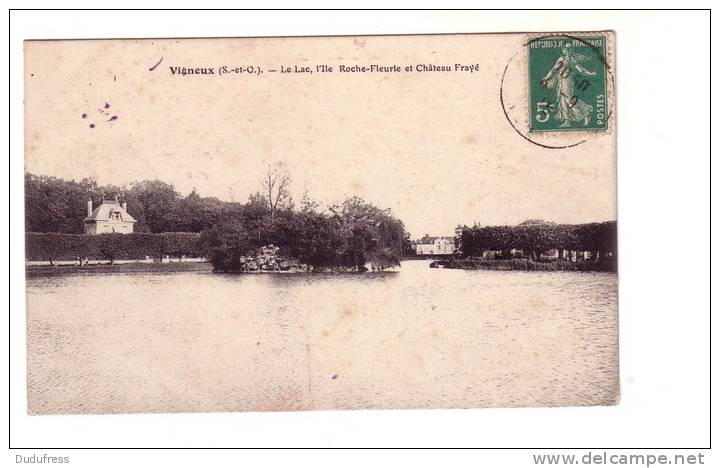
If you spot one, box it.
[26,232,202,262]
[457,221,617,259]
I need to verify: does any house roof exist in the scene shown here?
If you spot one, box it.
[84,200,137,223]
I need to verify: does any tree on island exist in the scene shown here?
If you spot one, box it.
[261,162,292,220]
[199,195,405,273]
[199,220,253,272]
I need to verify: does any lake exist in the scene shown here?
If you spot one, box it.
[26,260,618,414]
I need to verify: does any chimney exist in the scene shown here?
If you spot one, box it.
[87,199,93,217]
[121,202,127,211]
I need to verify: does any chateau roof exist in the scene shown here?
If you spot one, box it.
[416,235,455,245]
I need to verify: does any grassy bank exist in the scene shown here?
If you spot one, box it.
[431,258,616,272]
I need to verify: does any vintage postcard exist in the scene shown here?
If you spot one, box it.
[24,32,617,414]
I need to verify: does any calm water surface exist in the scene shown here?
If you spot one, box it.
[26,260,618,414]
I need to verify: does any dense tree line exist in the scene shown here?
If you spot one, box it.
[25,173,244,234]
[455,220,617,260]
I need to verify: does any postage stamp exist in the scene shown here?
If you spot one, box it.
[528,34,608,132]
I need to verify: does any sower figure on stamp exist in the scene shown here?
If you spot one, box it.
[541,43,596,128]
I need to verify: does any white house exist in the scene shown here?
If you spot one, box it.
[414,235,455,255]
[84,197,136,234]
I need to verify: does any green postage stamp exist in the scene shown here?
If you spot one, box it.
[528,35,608,132]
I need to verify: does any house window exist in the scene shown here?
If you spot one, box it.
[113,212,120,220]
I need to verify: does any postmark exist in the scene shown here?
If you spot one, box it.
[528,35,608,132]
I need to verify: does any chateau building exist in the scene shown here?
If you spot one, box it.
[414,235,455,255]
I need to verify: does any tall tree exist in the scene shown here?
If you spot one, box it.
[128,180,179,233]
[261,162,292,219]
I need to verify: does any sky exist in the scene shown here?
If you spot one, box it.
[24,35,616,238]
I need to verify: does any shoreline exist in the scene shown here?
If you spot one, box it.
[430,258,617,272]
[25,261,398,276]
[26,261,213,276]
[25,257,617,275]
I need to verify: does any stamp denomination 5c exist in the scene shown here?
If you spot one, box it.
[528,35,608,132]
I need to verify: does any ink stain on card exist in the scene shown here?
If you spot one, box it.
[82,101,120,129]
[149,56,164,71]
